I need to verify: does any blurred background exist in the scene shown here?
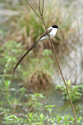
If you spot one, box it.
[0,0,83,124]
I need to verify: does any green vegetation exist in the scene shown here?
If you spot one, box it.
[0,40,54,78]
[0,40,23,74]
[55,80,83,102]
[0,40,83,124]
[0,78,82,124]
[0,0,83,124]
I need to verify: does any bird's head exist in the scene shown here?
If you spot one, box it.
[52,25,60,29]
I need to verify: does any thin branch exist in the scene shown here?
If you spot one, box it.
[42,0,44,15]
[25,0,41,19]
[32,0,39,9]
[38,0,42,17]
[41,16,77,125]
[39,0,40,9]
[32,0,42,19]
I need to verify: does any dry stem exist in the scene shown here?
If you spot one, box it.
[25,0,77,124]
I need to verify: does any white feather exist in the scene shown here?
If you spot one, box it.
[40,27,57,41]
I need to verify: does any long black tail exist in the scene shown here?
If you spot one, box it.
[13,39,40,72]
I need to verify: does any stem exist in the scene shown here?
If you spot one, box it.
[41,16,77,125]
[42,0,44,15]
[25,0,77,124]
[25,0,41,18]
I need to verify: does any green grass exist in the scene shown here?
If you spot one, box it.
[0,40,82,124]
[0,79,82,124]
[55,80,83,102]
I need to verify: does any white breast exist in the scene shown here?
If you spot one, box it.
[49,28,57,38]
[40,27,57,41]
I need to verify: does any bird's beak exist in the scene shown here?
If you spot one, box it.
[58,27,60,29]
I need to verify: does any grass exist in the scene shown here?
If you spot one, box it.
[0,78,82,124]
[0,40,23,74]
[0,40,54,85]
[25,68,52,91]
[0,40,83,124]
[0,1,83,124]
[10,1,75,56]
[55,80,83,102]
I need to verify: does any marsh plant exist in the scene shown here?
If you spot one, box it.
[0,75,82,124]
[3,93,82,124]
[55,80,83,102]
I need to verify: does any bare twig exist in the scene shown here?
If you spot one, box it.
[25,0,77,124]
[32,0,39,9]
[25,0,41,18]
[39,0,40,9]
[42,0,44,15]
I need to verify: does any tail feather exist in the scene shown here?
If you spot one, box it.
[13,39,40,72]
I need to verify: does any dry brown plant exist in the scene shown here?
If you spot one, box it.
[25,0,77,124]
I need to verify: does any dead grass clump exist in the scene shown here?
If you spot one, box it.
[24,68,52,91]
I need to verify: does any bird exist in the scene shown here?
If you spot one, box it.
[13,25,60,72]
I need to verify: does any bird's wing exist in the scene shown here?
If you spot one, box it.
[40,27,52,39]
[13,39,40,72]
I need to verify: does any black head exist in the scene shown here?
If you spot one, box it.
[52,25,59,29]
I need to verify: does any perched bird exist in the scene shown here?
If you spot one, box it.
[13,25,60,72]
